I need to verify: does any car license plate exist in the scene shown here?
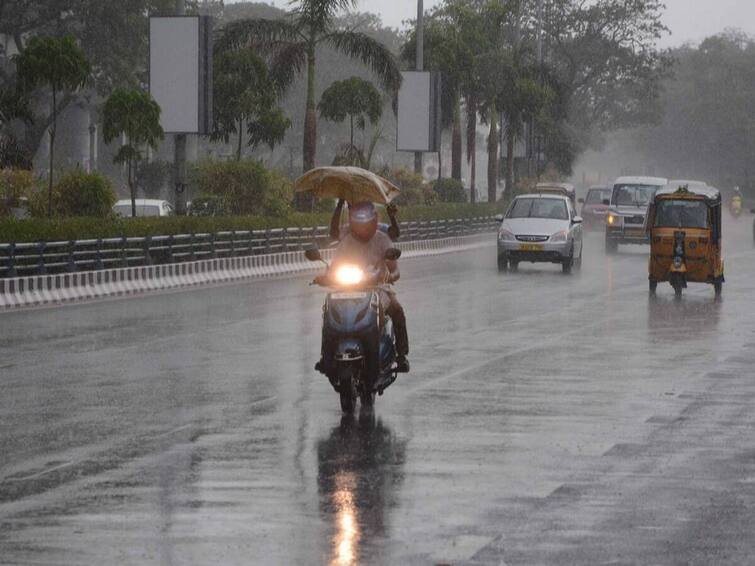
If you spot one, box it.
[625,229,645,237]
[331,292,368,300]
[519,243,544,252]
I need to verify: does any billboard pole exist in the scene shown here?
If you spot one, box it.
[414,0,424,176]
[174,0,188,215]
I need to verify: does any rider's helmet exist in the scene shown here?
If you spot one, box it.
[349,201,378,242]
[734,186,742,195]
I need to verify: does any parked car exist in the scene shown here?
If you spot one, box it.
[113,199,174,217]
[579,185,612,230]
[497,193,584,274]
[605,176,667,253]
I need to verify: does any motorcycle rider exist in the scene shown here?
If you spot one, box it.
[330,198,400,242]
[318,201,410,373]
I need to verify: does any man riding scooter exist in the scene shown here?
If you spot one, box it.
[317,201,410,373]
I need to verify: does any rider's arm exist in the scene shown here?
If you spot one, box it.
[385,259,400,284]
[329,199,346,241]
[387,203,400,241]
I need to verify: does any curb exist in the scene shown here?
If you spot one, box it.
[0,233,494,311]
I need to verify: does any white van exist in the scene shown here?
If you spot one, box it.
[113,199,174,218]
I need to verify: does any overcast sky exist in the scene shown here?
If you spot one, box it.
[244,0,755,47]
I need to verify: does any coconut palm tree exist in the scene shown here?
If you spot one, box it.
[216,0,401,183]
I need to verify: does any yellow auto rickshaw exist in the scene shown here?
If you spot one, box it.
[646,184,724,297]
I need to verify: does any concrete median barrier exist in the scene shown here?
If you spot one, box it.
[0,233,493,310]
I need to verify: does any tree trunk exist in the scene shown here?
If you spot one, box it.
[350,114,354,153]
[506,120,515,198]
[303,48,317,173]
[466,99,477,204]
[451,99,462,182]
[487,104,499,203]
[47,87,57,218]
[129,157,136,218]
[298,46,317,211]
[237,120,243,161]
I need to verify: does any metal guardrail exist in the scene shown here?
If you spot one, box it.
[0,217,497,278]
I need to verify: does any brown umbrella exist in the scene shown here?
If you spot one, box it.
[294,166,401,205]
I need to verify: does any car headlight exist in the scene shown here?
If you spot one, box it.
[498,228,517,242]
[334,265,364,286]
[607,214,622,226]
[550,230,568,243]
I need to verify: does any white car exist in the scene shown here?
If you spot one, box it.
[113,199,174,217]
[497,193,584,274]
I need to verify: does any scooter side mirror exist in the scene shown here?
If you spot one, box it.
[385,248,402,261]
[305,248,322,262]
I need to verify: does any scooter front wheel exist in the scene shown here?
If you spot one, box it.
[338,367,357,414]
[360,391,375,408]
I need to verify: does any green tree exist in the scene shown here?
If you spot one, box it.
[102,88,164,217]
[318,77,382,162]
[0,1,176,162]
[216,0,402,184]
[212,48,290,161]
[14,34,90,217]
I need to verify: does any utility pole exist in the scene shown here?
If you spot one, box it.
[174,0,188,214]
[534,0,544,178]
[414,0,424,176]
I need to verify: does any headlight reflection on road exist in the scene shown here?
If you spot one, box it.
[332,472,360,566]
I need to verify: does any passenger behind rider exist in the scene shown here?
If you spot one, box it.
[320,201,409,373]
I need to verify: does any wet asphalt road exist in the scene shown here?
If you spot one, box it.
[2,218,755,565]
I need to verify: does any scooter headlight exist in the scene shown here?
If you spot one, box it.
[334,265,364,286]
[673,256,683,268]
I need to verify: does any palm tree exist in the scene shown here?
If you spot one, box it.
[216,0,401,183]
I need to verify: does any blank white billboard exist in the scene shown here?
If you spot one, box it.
[397,71,441,152]
[150,17,212,134]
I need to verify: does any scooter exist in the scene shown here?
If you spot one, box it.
[306,247,401,414]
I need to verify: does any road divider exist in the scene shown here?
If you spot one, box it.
[0,233,493,310]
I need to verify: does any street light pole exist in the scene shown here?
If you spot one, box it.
[174,0,188,214]
[414,0,424,176]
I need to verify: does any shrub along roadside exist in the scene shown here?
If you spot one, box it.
[0,202,505,243]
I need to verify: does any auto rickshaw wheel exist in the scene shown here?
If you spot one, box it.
[649,279,658,294]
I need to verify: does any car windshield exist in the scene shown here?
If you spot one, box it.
[655,200,709,229]
[612,184,658,207]
[585,189,611,204]
[508,198,569,220]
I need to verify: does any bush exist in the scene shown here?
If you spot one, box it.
[433,177,467,203]
[0,202,506,243]
[189,194,228,216]
[383,167,438,206]
[0,169,35,217]
[191,159,293,216]
[30,169,116,218]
